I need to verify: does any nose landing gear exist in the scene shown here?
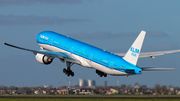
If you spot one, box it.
[63,61,74,77]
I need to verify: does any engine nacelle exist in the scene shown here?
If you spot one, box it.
[35,53,53,65]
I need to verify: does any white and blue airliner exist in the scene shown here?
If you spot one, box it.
[4,31,180,77]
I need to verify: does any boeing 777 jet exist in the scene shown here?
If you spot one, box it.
[4,31,180,77]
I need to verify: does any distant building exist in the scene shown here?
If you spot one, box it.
[134,85,140,94]
[79,88,92,95]
[169,87,175,95]
[0,90,6,94]
[79,79,96,87]
[73,89,80,94]
[110,88,118,94]
[42,90,46,95]
[106,90,112,95]
[104,81,107,90]
[6,90,17,94]
[34,90,39,95]
[87,80,96,87]
[176,91,180,95]
[59,90,69,95]
[79,79,88,87]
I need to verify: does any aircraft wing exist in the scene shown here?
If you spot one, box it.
[140,67,176,71]
[115,49,180,58]
[4,43,81,64]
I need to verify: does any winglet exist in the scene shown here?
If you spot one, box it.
[123,31,146,65]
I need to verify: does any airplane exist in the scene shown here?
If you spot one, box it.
[4,30,180,77]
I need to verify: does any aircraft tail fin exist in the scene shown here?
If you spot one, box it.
[123,31,146,65]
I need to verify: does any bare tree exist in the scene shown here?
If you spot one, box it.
[121,84,126,91]
[169,85,174,89]
[154,84,161,95]
[49,85,54,88]
[9,86,16,90]
[3,86,8,91]
[134,82,140,86]
[107,86,113,90]
[161,85,167,95]
[61,86,68,89]
[174,86,180,91]
[74,85,79,88]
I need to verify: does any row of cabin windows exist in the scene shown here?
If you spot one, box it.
[42,38,112,67]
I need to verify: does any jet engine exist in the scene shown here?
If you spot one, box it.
[35,53,54,65]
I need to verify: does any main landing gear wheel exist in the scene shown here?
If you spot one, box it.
[63,61,75,77]
[63,68,74,77]
[96,70,107,77]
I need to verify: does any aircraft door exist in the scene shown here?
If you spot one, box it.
[110,62,114,67]
[90,54,93,61]
[50,39,53,46]
[71,47,74,54]
[71,47,74,52]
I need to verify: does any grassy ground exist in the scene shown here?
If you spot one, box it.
[0,94,180,97]
[0,98,180,101]
[0,95,180,101]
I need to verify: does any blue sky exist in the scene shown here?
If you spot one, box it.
[1,0,180,87]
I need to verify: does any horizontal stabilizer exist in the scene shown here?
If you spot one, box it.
[116,48,180,59]
[141,67,175,71]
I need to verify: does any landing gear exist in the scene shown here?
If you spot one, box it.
[63,61,75,77]
[63,68,74,76]
[96,70,107,77]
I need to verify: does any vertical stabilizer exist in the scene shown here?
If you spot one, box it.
[123,31,146,65]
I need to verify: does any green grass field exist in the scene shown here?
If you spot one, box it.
[0,95,180,101]
[0,98,180,101]
[0,94,180,97]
